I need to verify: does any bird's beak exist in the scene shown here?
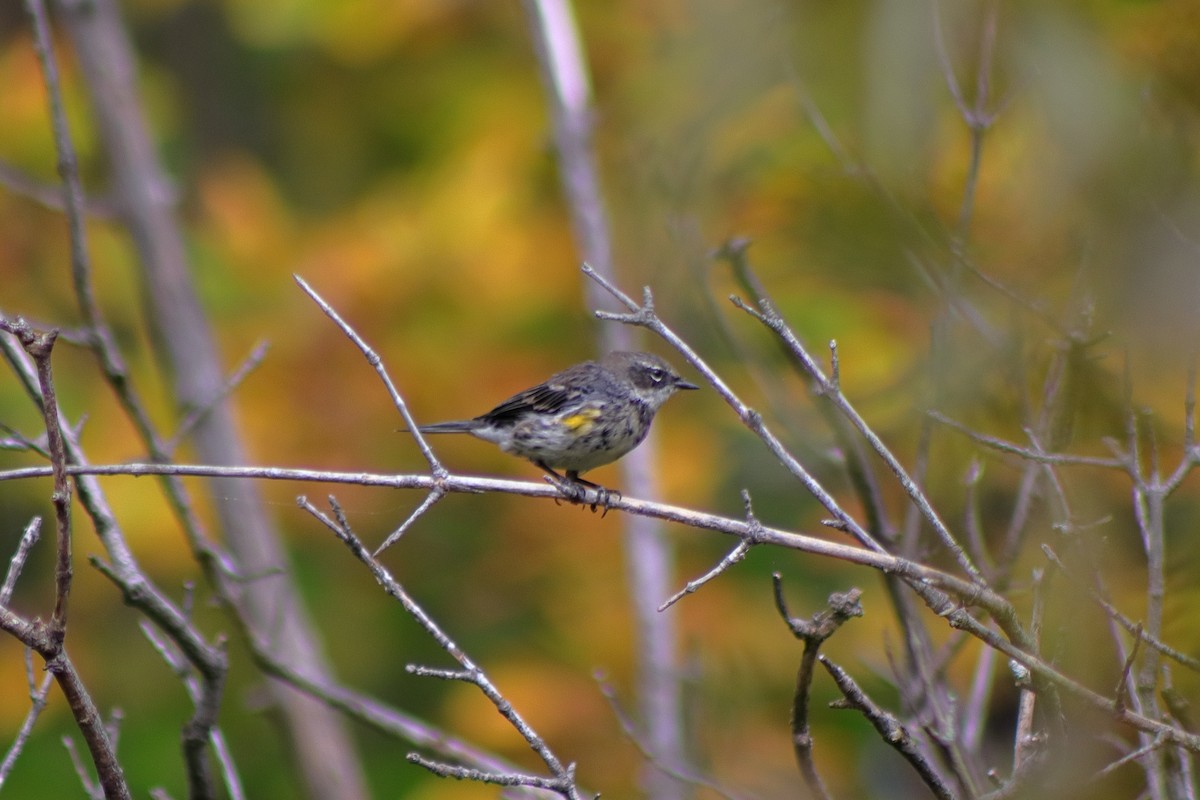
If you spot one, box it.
[676,379,700,391]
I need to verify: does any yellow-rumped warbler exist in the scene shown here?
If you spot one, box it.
[416,351,698,503]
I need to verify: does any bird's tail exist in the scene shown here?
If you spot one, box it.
[404,419,481,434]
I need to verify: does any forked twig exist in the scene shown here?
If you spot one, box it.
[296,495,586,799]
[659,490,761,611]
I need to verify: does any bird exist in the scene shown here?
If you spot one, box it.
[413,351,698,507]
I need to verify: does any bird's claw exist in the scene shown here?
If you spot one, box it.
[545,474,619,515]
[584,485,620,516]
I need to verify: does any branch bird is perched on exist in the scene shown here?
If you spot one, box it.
[415,351,698,508]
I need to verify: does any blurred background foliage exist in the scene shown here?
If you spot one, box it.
[2,0,1200,797]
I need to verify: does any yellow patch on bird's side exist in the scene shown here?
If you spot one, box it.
[561,407,602,431]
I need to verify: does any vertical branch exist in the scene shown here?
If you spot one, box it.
[774,579,863,800]
[935,0,1001,248]
[521,0,624,331]
[1013,568,1047,771]
[22,0,92,305]
[27,331,73,644]
[5,321,232,800]
[20,0,86,649]
[1136,478,1170,800]
[523,2,689,797]
[0,320,130,800]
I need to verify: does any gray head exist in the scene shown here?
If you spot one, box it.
[601,351,699,410]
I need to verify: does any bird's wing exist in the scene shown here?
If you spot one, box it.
[481,379,578,424]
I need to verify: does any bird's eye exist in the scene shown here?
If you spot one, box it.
[647,368,666,384]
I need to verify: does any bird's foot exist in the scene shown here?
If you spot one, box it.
[543,470,620,515]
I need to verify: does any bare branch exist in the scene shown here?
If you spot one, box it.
[595,675,747,800]
[586,263,890,555]
[930,410,1124,467]
[0,664,53,787]
[165,340,271,455]
[716,240,892,541]
[294,275,447,479]
[659,490,761,611]
[374,488,446,555]
[775,579,863,800]
[1042,545,1200,674]
[9,454,1198,752]
[1,518,42,606]
[407,754,583,797]
[823,654,956,800]
[0,459,1035,612]
[297,495,586,798]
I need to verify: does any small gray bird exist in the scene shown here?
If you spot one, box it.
[416,351,698,503]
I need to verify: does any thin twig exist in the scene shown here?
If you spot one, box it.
[716,241,891,542]
[374,489,447,555]
[775,579,863,800]
[822,655,956,800]
[407,754,580,795]
[297,495,585,799]
[595,676,747,800]
[584,264,888,555]
[1041,544,1200,673]
[0,158,120,217]
[1113,624,1144,715]
[294,275,446,478]
[1,518,43,606]
[659,490,761,611]
[165,340,271,455]
[930,410,1124,468]
[1013,568,1046,770]
[725,285,984,581]
[659,540,751,612]
[0,666,53,787]
[296,277,451,554]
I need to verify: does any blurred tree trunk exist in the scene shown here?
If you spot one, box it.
[524,2,690,797]
[53,1,369,797]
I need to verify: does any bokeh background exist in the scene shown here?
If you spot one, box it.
[3,0,1200,797]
